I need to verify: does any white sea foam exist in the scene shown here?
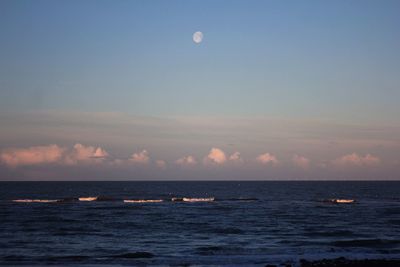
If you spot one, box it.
[329,199,355,204]
[78,197,98,201]
[182,197,215,202]
[13,199,60,203]
[124,199,163,203]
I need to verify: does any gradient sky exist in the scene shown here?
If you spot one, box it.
[0,0,399,180]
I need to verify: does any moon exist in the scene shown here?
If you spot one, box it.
[193,31,203,44]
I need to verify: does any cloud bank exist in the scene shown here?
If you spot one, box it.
[0,144,109,168]
[332,153,381,167]
[0,141,393,181]
[0,145,65,168]
[0,144,385,173]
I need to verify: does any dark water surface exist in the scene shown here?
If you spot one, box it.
[1,181,399,266]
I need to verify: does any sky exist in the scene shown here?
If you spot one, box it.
[0,0,399,180]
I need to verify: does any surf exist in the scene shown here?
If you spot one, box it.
[124,199,163,203]
[327,199,355,204]
[78,197,98,202]
[12,199,60,203]
[182,197,215,202]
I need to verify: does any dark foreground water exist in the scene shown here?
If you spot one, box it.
[0,181,399,266]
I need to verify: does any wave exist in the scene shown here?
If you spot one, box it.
[12,199,60,203]
[172,197,215,202]
[78,196,116,201]
[124,199,163,203]
[324,199,355,204]
[78,197,98,202]
[171,197,215,202]
[182,197,215,202]
[58,197,79,203]
[171,197,257,203]
[11,196,259,204]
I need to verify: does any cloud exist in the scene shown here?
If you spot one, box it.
[0,143,109,167]
[64,143,109,165]
[256,153,279,165]
[175,155,197,166]
[204,148,227,165]
[332,153,381,167]
[0,144,108,168]
[0,145,65,168]
[292,154,310,170]
[156,160,167,169]
[129,149,150,164]
[229,151,243,163]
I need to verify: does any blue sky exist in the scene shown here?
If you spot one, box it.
[0,1,399,180]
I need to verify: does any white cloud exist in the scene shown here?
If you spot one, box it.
[175,155,197,166]
[292,154,310,170]
[129,149,150,164]
[256,153,279,165]
[0,145,65,168]
[332,153,381,167]
[204,148,227,165]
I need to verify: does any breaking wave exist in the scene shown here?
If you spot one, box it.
[78,197,98,202]
[323,199,356,204]
[182,197,215,202]
[9,197,361,204]
[12,199,60,203]
[124,199,163,203]
[171,197,215,202]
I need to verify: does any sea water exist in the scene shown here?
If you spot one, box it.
[0,181,399,266]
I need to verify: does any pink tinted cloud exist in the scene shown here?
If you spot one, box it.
[175,155,197,166]
[0,144,109,167]
[204,148,227,165]
[129,150,150,164]
[256,153,279,165]
[332,153,381,167]
[156,160,167,169]
[0,144,65,168]
[64,143,109,165]
[292,154,310,170]
[229,151,243,163]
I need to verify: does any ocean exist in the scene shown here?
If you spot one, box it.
[0,181,399,266]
